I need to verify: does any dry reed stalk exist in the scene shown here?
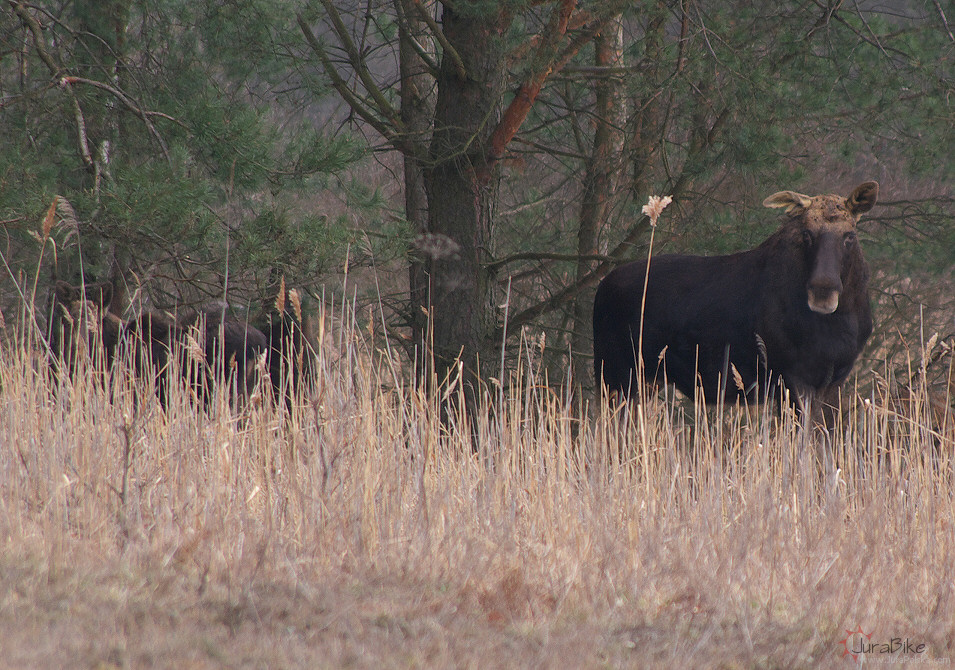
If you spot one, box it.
[0,293,952,668]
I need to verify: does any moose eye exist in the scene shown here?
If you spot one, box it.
[844,231,856,247]
[801,230,814,247]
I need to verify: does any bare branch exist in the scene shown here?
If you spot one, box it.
[10,2,93,170]
[484,0,577,175]
[933,0,955,42]
[480,2,628,183]
[59,76,171,162]
[559,64,639,77]
[297,14,418,157]
[550,10,622,74]
[394,0,441,77]
[411,0,466,80]
[317,0,405,133]
[487,251,616,271]
[9,1,60,76]
[502,170,695,338]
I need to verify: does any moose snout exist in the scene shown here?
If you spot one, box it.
[806,231,846,315]
[807,276,842,314]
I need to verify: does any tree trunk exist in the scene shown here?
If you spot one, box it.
[424,4,508,393]
[572,15,626,393]
[305,1,624,402]
[630,2,668,200]
[397,0,437,380]
[72,0,130,188]
[72,0,131,308]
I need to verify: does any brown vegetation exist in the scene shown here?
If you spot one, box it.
[1,298,953,668]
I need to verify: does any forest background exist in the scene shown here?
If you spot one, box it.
[2,0,954,396]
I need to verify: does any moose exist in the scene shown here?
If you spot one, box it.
[48,281,270,406]
[593,182,878,414]
[47,281,123,378]
[48,280,317,408]
[261,292,315,405]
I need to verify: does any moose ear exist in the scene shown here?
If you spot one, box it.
[90,282,113,309]
[847,181,878,215]
[54,281,80,303]
[763,190,813,215]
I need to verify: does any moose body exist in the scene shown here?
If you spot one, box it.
[49,281,269,405]
[260,305,315,403]
[593,182,878,408]
[48,281,123,376]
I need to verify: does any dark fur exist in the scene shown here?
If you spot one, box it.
[593,183,878,409]
[184,305,269,400]
[49,281,122,376]
[258,304,315,404]
[49,282,269,406]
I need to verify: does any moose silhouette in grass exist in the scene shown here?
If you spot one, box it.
[47,281,293,407]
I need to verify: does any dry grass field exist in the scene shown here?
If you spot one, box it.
[1,297,953,669]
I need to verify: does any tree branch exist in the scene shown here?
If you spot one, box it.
[487,251,616,271]
[502,170,694,339]
[10,1,93,170]
[933,0,955,42]
[59,76,171,162]
[317,0,406,133]
[484,0,576,174]
[297,14,419,157]
[394,0,441,77]
[499,213,650,339]
[479,2,628,183]
[411,0,466,80]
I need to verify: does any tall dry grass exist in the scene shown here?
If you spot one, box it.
[0,294,953,669]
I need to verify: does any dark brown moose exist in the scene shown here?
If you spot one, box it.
[593,182,878,413]
[48,281,123,377]
[250,286,316,409]
[48,281,268,406]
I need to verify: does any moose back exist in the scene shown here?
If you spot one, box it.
[593,182,878,408]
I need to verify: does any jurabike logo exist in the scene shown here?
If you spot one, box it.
[839,625,928,663]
